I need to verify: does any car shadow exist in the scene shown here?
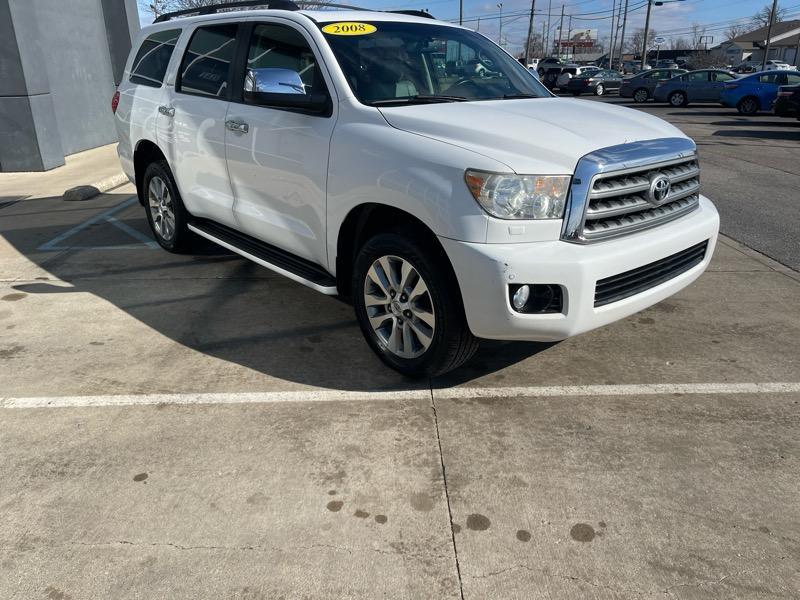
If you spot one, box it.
[712,129,800,140]
[3,191,553,391]
[709,120,800,128]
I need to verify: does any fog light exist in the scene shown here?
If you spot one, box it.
[509,284,563,314]
[512,285,530,310]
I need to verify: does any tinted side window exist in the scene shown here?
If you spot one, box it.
[130,29,181,87]
[687,71,708,82]
[178,24,238,98]
[713,72,735,82]
[758,73,780,84]
[243,24,327,95]
[787,73,800,85]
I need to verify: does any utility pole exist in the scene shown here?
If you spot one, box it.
[609,0,618,68]
[459,0,463,25]
[567,15,572,61]
[497,3,504,46]
[640,0,653,71]
[557,5,565,60]
[477,17,481,32]
[545,0,552,56]
[761,0,778,71]
[524,0,537,66]
[618,0,629,63]
[542,22,547,58]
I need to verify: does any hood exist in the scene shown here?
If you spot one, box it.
[378,98,687,174]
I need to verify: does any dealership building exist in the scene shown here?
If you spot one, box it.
[0,0,139,172]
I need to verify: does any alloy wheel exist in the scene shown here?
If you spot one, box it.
[363,255,436,359]
[148,175,176,241]
[595,84,605,96]
[670,92,685,107]
[634,89,648,103]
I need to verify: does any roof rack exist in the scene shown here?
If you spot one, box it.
[153,0,435,23]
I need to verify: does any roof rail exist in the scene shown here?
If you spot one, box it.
[386,9,435,18]
[153,0,435,23]
[154,0,300,22]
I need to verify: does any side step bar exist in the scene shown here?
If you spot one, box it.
[188,218,338,295]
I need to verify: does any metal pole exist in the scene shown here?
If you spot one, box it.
[567,15,572,61]
[640,0,653,71]
[545,0,552,56]
[525,0,537,66]
[557,5,565,60]
[761,0,778,71]
[542,21,546,58]
[609,0,618,68]
[618,0,629,64]
[459,0,463,25]
[498,3,504,46]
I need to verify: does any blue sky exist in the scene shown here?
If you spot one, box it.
[137,0,798,55]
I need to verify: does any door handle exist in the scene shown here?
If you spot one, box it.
[158,105,175,117]
[226,120,249,134]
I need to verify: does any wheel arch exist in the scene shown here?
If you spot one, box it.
[133,139,168,206]
[335,203,455,297]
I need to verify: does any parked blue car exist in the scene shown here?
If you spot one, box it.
[720,70,800,114]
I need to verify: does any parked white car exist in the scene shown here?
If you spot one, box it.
[113,4,719,376]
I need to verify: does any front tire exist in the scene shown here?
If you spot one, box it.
[142,160,192,252]
[594,83,605,96]
[353,232,478,377]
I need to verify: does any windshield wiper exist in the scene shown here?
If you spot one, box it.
[501,93,540,99]
[369,95,467,106]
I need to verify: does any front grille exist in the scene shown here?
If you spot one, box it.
[581,156,700,241]
[594,241,708,307]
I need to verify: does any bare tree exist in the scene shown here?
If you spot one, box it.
[690,22,707,49]
[627,28,657,54]
[725,24,749,40]
[752,3,787,28]
[670,37,689,50]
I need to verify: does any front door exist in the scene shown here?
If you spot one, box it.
[224,22,337,267]
[159,23,239,227]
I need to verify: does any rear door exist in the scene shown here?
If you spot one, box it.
[709,71,736,101]
[687,71,713,100]
[224,20,337,266]
[159,23,240,227]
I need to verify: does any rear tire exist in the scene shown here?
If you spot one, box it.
[633,88,649,103]
[594,83,605,96]
[737,96,759,115]
[142,160,192,253]
[352,232,478,377]
[669,91,688,107]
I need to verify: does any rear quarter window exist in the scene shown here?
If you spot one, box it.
[129,29,181,88]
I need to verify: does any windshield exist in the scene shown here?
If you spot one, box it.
[319,21,550,105]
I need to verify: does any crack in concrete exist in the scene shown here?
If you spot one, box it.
[429,385,465,600]
[663,574,730,595]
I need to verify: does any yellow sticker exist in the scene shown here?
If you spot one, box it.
[322,22,377,36]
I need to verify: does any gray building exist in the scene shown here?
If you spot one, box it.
[0,0,140,172]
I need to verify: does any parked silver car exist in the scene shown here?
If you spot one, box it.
[654,69,739,107]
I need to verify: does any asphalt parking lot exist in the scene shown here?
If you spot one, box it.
[1,100,799,599]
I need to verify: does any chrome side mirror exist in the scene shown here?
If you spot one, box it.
[244,68,306,95]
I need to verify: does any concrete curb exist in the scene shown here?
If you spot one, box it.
[63,172,129,201]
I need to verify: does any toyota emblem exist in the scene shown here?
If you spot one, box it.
[648,174,671,205]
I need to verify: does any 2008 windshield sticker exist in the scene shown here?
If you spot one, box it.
[322,22,377,35]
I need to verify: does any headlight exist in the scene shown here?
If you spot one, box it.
[464,170,570,220]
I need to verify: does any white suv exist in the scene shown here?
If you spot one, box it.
[113,2,720,376]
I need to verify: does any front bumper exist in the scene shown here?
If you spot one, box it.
[440,196,720,341]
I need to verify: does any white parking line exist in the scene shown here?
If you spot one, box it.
[2,382,799,409]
